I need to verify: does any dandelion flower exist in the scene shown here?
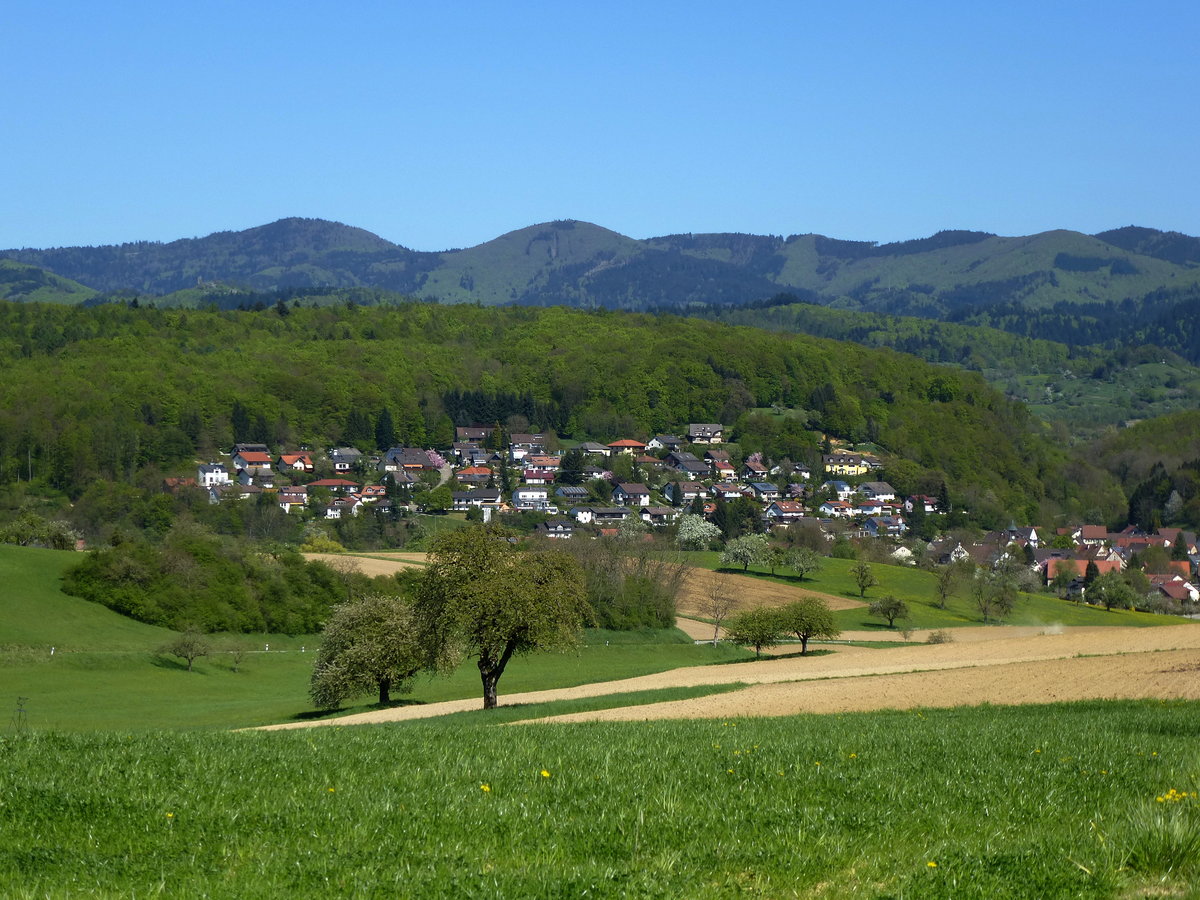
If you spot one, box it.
[540,769,551,779]
[165,812,174,818]
[480,784,491,793]
[927,861,938,868]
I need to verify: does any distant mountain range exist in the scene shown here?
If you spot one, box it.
[4,218,1200,316]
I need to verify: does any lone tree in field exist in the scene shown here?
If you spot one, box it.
[309,593,425,708]
[776,597,840,655]
[416,524,590,710]
[723,607,785,659]
[699,573,739,645]
[868,595,909,629]
[972,559,1021,624]
[851,560,878,597]
[932,561,969,609]
[721,533,769,572]
[786,546,822,582]
[158,630,211,672]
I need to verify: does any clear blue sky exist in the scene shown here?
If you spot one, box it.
[4,1,1198,251]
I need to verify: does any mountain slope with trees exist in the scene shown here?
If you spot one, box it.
[0,301,1092,523]
[6,219,1200,330]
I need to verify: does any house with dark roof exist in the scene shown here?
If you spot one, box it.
[612,483,651,507]
[534,519,575,539]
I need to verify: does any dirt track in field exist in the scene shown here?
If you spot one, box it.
[258,623,1200,731]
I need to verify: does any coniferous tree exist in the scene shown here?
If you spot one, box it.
[375,408,396,451]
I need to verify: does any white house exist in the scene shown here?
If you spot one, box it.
[198,463,231,488]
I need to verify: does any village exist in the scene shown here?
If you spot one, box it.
[162,421,1200,615]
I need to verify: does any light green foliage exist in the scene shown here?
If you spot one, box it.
[785,546,822,581]
[721,533,769,572]
[1089,571,1139,612]
[723,607,785,658]
[0,509,79,550]
[0,302,1070,523]
[775,598,840,654]
[309,593,424,708]
[416,525,590,708]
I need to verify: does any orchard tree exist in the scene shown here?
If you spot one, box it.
[972,559,1021,623]
[868,595,909,629]
[721,533,769,572]
[309,593,424,708]
[699,573,739,645]
[776,598,840,655]
[415,525,589,710]
[1050,564,1076,600]
[675,513,721,551]
[724,607,785,659]
[1089,571,1137,612]
[851,560,878,597]
[786,546,822,581]
[158,630,211,672]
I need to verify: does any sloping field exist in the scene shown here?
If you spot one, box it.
[260,622,1200,729]
[675,567,866,617]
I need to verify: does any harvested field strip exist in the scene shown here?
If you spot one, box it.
[263,623,1200,729]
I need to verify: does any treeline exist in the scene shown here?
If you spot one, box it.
[0,300,1071,519]
[60,524,363,632]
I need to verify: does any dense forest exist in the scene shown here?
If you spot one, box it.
[0,300,1090,526]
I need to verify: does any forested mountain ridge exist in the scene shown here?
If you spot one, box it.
[6,218,1200,321]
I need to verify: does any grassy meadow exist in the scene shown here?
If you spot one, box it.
[5,544,1200,897]
[3,702,1198,898]
[0,546,748,731]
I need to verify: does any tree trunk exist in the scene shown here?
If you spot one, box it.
[800,635,809,656]
[378,676,391,706]
[481,671,499,710]
[479,641,517,710]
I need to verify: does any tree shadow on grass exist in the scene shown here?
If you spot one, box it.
[149,655,209,673]
[712,648,835,665]
[290,697,427,722]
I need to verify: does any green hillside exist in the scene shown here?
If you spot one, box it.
[0,259,96,304]
[0,544,171,650]
[701,300,1200,437]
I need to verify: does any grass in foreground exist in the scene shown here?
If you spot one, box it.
[2,700,1197,898]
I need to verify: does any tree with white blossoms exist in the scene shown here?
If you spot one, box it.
[675,513,722,551]
[721,533,770,572]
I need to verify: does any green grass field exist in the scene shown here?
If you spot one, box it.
[0,546,748,731]
[2,701,1197,898]
[5,547,1200,897]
